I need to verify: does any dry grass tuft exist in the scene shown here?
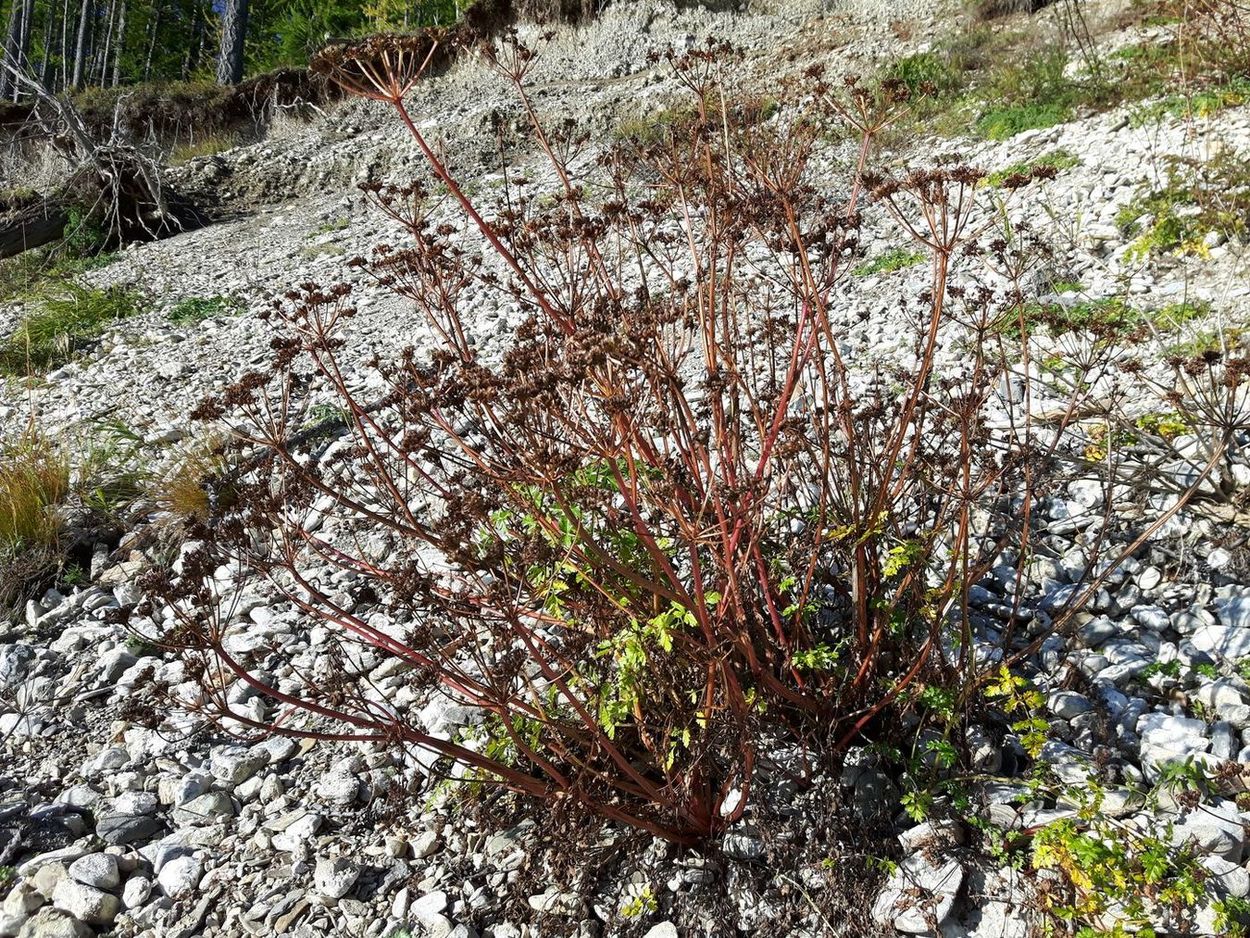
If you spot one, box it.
[0,430,71,609]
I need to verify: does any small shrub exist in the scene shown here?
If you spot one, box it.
[167,294,246,324]
[59,207,110,260]
[1117,150,1250,259]
[0,283,146,375]
[142,35,1237,850]
[884,51,967,97]
[976,100,1071,140]
[78,419,151,519]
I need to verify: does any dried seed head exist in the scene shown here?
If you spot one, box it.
[311,32,444,102]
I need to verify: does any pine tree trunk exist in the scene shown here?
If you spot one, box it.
[60,0,70,90]
[0,5,18,101]
[71,0,92,88]
[97,0,115,86]
[0,0,35,101]
[215,0,247,86]
[142,0,159,81]
[111,0,125,86]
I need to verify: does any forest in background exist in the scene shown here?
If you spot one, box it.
[0,0,466,97]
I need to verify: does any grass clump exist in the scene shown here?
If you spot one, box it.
[0,283,146,376]
[854,247,926,277]
[151,437,234,522]
[0,432,70,555]
[167,294,246,324]
[0,431,71,610]
[169,132,240,165]
[984,150,1080,187]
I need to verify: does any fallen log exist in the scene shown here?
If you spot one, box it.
[0,196,69,260]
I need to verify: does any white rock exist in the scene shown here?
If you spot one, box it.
[66,854,119,892]
[411,890,448,923]
[50,879,119,925]
[156,855,203,898]
[313,857,360,900]
[872,855,963,934]
[121,876,152,909]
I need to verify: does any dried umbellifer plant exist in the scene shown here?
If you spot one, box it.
[135,35,1224,842]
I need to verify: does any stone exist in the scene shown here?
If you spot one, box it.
[121,876,151,909]
[210,746,267,785]
[15,909,92,938]
[872,855,963,934]
[1130,605,1170,633]
[2,883,43,918]
[1195,680,1249,710]
[1193,625,1250,661]
[411,891,448,923]
[157,855,203,898]
[29,864,67,901]
[1136,712,1211,769]
[313,857,360,900]
[50,879,119,925]
[1208,548,1233,570]
[1170,800,1246,862]
[898,821,964,853]
[250,736,299,765]
[172,791,234,826]
[315,767,360,805]
[1202,855,1250,898]
[941,900,1031,938]
[94,813,163,846]
[643,925,679,938]
[66,854,120,892]
[1048,691,1092,720]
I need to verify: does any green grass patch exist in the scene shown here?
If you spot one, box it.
[1000,295,1213,342]
[977,101,1073,140]
[0,283,147,375]
[880,26,1244,143]
[984,150,1080,187]
[854,247,926,277]
[313,217,351,236]
[167,294,246,325]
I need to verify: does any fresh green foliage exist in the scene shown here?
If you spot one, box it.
[0,283,146,376]
[986,665,1048,757]
[998,295,1210,342]
[1032,805,1207,933]
[853,247,926,277]
[59,208,110,259]
[1138,659,1183,680]
[167,294,246,324]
